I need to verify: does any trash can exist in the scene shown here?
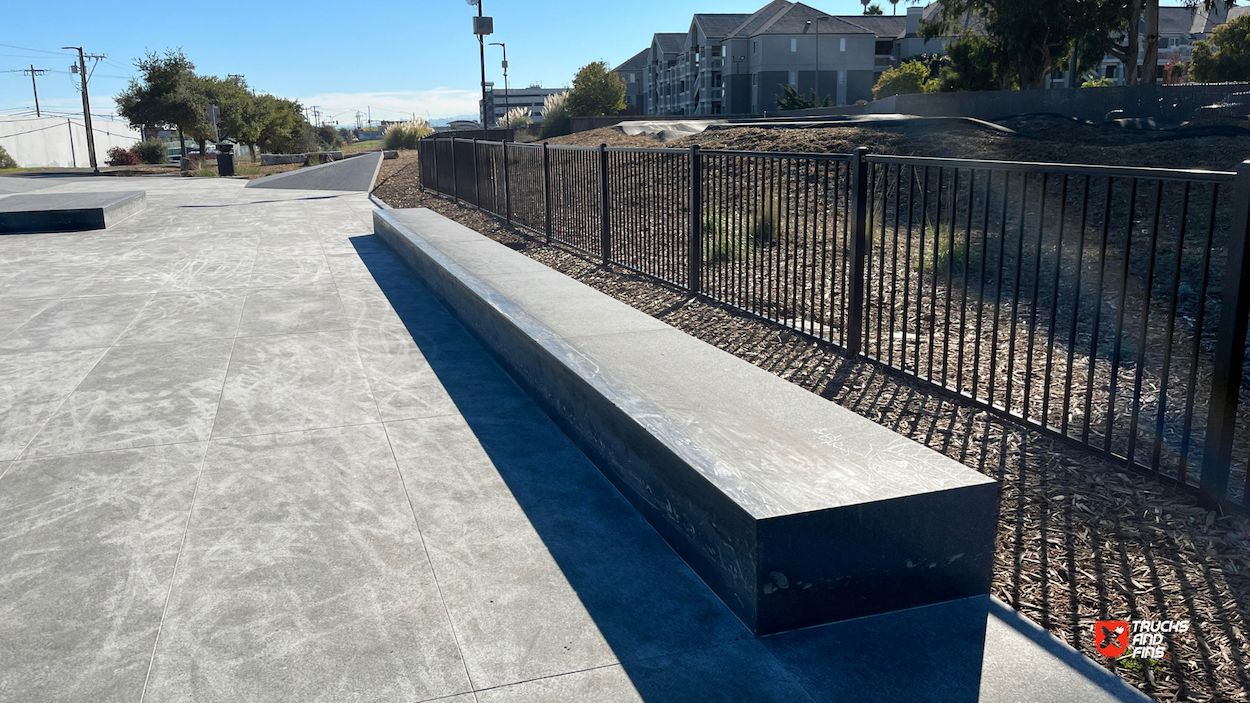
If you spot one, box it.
[216,143,235,177]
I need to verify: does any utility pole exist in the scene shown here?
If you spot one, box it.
[23,65,47,117]
[62,47,103,173]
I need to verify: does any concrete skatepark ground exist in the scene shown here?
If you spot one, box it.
[0,172,1148,702]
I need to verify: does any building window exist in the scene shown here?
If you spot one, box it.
[753,41,758,54]
[1168,36,1180,48]
[791,38,797,52]
[840,38,846,52]
[1106,64,1117,79]
[789,70,797,87]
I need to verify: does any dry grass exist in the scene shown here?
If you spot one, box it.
[375,150,1250,700]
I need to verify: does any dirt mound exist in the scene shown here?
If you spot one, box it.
[547,121,1250,170]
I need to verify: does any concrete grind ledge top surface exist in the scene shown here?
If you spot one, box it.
[375,208,995,521]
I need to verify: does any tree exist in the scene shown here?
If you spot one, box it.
[775,85,830,110]
[215,77,264,160]
[889,0,900,14]
[115,49,204,161]
[938,34,1007,91]
[865,3,885,14]
[1192,14,1250,82]
[316,124,340,148]
[565,62,626,117]
[873,60,939,99]
[184,74,225,164]
[924,0,1123,89]
[254,95,310,154]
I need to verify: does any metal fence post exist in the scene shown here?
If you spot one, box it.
[455,136,465,202]
[472,138,480,208]
[542,142,552,243]
[689,143,702,295]
[599,143,611,264]
[1200,160,1250,503]
[502,140,512,224]
[846,147,870,356]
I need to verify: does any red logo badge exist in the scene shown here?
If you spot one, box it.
[1095,620,1130,657]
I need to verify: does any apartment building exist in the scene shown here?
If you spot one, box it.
[623,1,945,116]
[616,50,649,114]
[618,1,1249,117]
[483,86,565,125]
[1083,3,1249,86]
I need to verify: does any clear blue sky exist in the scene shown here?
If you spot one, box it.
[0,0,899,125]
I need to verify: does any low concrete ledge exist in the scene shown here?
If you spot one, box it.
[374,207,999,635]
[0,191,145,234]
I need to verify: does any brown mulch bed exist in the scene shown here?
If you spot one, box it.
[547,119,1250,171]
[375,155,1250,701]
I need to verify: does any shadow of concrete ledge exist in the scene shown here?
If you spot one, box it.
[349,232,1150,702]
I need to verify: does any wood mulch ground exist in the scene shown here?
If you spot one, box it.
[374,149,1250,702]
[547,118,1250,171]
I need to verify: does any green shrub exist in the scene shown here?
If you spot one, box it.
[0,145,18,169]
[702,210,748,263]
[873,61,939,100]
[1081,76,1114,88]
[383,119,433,150]
[134,138,168,164]
[776,85,830,111]
[747,199,781,245]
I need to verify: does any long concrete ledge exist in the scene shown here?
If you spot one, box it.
[374,208,1000,635]
[0,191,145,234]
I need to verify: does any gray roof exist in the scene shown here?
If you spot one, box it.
[753,3,873,35]
[727,0,795,38]
[694,13,754,37]
[653,32,686,54]
[615,49,648,72]
[840,15,907,39]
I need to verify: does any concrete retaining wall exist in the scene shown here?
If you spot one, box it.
[0,117,140,169]
[781,82,1250,123]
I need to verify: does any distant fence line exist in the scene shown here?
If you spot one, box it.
[415,136,1250,514]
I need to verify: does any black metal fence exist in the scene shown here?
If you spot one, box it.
[415,137,1250,513]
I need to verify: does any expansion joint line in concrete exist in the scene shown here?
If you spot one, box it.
[137,334,238,703]
[319,227,481,701]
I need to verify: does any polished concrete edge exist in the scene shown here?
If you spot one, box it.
[373,207,997,635]
[0,191,145,234]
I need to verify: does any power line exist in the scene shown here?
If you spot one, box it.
[0,42,70,56]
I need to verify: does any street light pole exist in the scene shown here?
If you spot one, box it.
[469,0,493,129]
[490,42,509,126]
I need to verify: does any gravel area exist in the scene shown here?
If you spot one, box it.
[375,151,1250,702]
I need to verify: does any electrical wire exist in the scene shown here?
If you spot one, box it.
[0,43,70,56]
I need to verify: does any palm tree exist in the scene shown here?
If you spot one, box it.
[860,0,870,12]
[889,0,899,14]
